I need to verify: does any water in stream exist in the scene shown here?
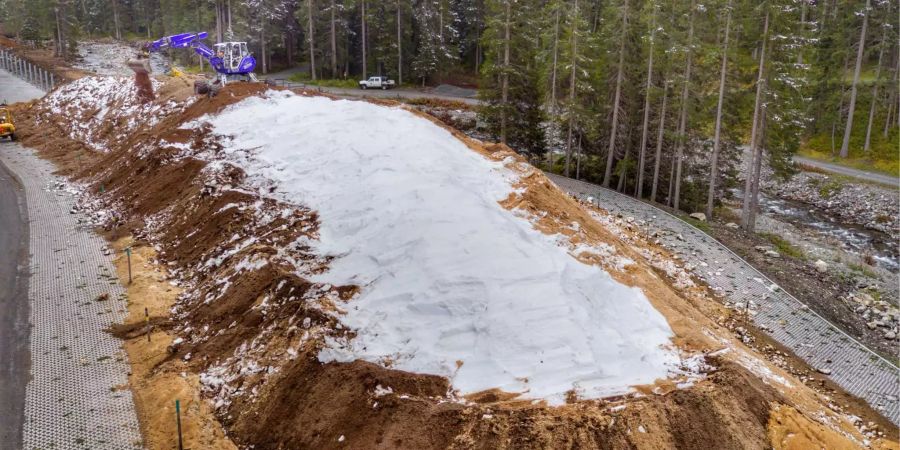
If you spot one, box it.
[737,190,899,273]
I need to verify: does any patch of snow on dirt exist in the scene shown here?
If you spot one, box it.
[76,41,170,76]
[193,90,682,405]
[39,76,191,152]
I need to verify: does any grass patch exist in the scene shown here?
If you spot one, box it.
[758,233,806,260]
[683,216,711,232]
[286,73,359,89]
[848,262,878,279]
[713,206,740,223]
[802,123,900,176]
[817,178,843,198]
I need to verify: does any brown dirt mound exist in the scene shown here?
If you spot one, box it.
[13,79,895,449]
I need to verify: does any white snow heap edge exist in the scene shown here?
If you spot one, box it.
[193,90,684,405]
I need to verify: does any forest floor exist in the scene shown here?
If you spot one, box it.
[4,70,898,449]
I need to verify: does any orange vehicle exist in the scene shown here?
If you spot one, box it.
[0,106,16,141]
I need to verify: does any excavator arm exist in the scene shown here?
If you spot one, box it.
[148,32,214,60]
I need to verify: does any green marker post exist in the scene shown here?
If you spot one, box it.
[176,399,184,450]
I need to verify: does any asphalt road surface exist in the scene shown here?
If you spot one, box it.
[794,155,899,187]
[0,69,43,450]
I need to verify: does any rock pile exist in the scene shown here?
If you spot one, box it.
[847,292,900,340]
[764,171,899,239]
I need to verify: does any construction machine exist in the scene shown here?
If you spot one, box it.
[142,32,257,86]
[0,105,16,141]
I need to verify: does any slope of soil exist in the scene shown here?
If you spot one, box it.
[10,75,897,449]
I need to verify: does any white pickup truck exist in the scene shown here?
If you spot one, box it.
[358,76,396,90]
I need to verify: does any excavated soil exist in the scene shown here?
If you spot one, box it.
[12,78,898,449]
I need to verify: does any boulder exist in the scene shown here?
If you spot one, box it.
[813,260,828,273]
[765,250,781,258]
[689,212,707,222]
[755,245,771,252]
[725,222,739,229]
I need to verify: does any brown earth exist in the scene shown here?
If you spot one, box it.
[11,77,897,449]
[107,235,237,450]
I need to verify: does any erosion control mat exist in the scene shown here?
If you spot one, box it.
[12,76,899,450]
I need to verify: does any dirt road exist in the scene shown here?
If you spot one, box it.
[794,155,899,187]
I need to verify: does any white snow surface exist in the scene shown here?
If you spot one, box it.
[196,90,680,404]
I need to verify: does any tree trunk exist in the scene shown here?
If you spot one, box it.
[54,6,65,58]
[635,3,656,199]
[672,0,695,210]
[576,133,582,180]
[361,0,367,77]
[500,0,511,145]
[617,130,632,192]
[215,1,222,42]
[308,0,317,80]
[741,10,770,231]
[706,0,731,219]
[227,0,233,36]
[747,110,767,231]
[111,0,121,40]
[832,52,851,156]
[864,3,889,154]
[564,0,580,178]
[886,54,899,137]
[331,0,338,78]
[840,0,870,159]
[651,81,669,203]
[550,5,560,109]
[603,0,629,188]
[261,21,268,75]
[798,0,806,65]
[397,0,402,84]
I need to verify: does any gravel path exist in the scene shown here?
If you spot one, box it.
[794,156,899,187]
[547,173,900,426]
[0,145,143,449]
[0,68,142,449]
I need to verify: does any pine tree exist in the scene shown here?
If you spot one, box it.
[478,0,545,155]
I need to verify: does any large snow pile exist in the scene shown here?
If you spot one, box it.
[192,90,682,404]
[40,76,189,152]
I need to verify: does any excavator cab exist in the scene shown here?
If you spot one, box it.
[213,42,251,73]
[0,106,16,141]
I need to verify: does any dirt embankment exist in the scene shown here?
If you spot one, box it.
[11,77,897,450]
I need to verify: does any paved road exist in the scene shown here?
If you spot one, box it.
[0,69,43,450]
[548,173,900,426]
[0,148,29,449]
[263,76,480,105]
[794,155,899,187]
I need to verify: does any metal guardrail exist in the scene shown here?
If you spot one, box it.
[0,49,55,92]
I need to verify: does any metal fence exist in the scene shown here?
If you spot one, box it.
[263,78,310,90]
[0,49,55,92]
